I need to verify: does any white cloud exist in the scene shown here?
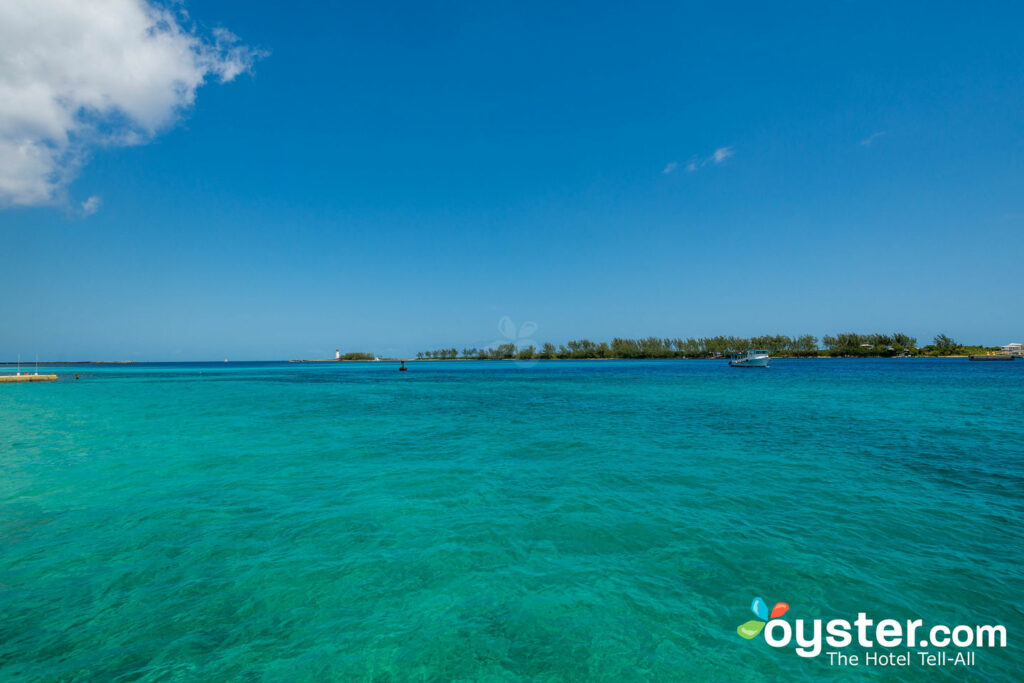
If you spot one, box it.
[662,161,679,174]
[681,146,735,173]
[860,131,886,146]
[0,0,265,208]
[711,146,734,163]
[81,195,102,216]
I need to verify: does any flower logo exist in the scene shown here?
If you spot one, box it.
[737,597,789,639]
[488,316,540,367]
[497,316,537,349]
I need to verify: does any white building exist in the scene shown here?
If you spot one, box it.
[335,348,341,359]
[1001,343,1023,356]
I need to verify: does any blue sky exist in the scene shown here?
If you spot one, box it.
[1,1,1022,360]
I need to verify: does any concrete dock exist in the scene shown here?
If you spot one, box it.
[0,374,59,383]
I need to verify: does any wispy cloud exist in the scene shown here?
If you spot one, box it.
[0,0,266,210]
[80,195,102,216]
[711,146,734,163]
[859,131,887,146]
[662,161,679,174]
[676,146,735,174]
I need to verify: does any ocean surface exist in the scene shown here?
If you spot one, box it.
[1,359,1021,681]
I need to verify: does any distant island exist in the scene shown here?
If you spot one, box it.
[415,333,1007,360]
[11,335,1005,366]
[291,352,376,362]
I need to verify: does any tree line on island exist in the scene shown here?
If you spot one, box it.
[338,352,375,361]
[414,333,987,360]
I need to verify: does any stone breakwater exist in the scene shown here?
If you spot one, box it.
[0,374,58,383]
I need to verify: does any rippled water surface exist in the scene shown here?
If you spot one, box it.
[1,359,1022,680]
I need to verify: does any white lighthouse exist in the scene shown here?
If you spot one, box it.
[335,348,341,359]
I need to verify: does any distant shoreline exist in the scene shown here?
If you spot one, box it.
[383,355,995,361]
[0,360,137,366]
[288,358,375,363]
[3,355,1004,366]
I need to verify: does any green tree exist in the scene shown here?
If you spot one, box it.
[493,343,516,359]
[793,335,819,355]
[891,333,916,351]
[516,345,536,360]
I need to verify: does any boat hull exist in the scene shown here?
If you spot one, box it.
[729,357,769,368]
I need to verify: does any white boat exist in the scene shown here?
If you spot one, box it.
[729,349,770,368]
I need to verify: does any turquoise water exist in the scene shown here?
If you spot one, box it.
[1,359,1021,681]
